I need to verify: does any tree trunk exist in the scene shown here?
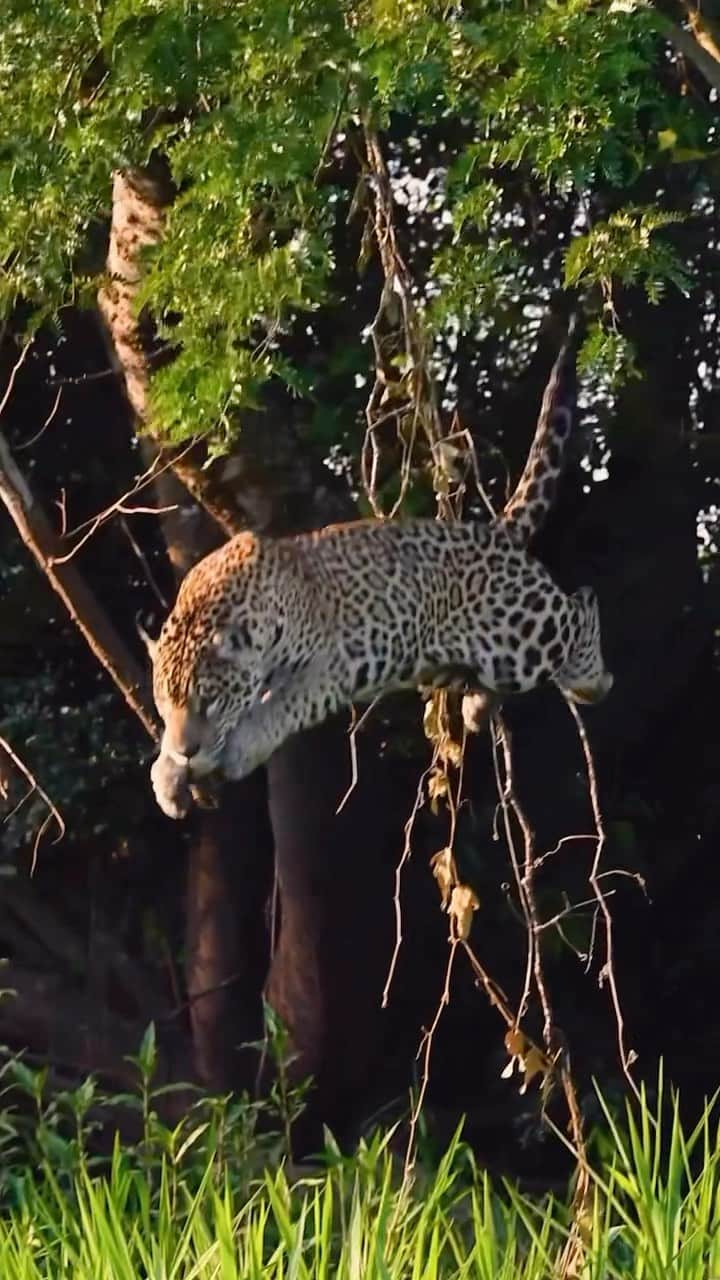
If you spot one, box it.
[264,720,409,1149]
[97,164,366,1108]
[98,166,276,1090]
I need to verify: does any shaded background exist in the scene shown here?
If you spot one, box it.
[1,109,719,1175]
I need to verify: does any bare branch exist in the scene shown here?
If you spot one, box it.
[48,448,189,565]
[533,832,597,871]
[0,341,31,418]
[658,12,720,93]
[382,757,436,1008]
[16,386,63,451]
[0,735,65,872]
[362,126,462,522]
[402,940,459,1184]
[0,349,158,740]
[98,167,355,540]
[335,694,384,816]
[119,514,169,608]
[48,367,117,387]
[565,696,640,1098]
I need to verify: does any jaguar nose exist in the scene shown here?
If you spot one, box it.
[164,706,206,764]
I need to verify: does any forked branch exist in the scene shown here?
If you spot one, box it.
[0,349,158,739]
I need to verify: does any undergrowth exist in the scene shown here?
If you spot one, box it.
[0,1031,717,1279]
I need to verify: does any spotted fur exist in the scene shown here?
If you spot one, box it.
[502,315,578,543]
[149,324,612,819]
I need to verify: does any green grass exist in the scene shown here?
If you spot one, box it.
[0,1038,719,1279]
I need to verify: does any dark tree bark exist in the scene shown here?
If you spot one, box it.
[97,166,276,1090]
[97,164,389,1116]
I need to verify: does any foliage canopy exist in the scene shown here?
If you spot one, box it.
[0,0,714,448]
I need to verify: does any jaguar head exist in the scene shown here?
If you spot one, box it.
[554,585,613,706]
[147,600,289,816]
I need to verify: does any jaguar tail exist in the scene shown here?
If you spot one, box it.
[501,312,581,546]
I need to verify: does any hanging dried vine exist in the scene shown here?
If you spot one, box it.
[360,125,635,1272]
[361,126,471,523]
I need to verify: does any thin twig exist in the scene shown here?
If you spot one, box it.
[403,940,458,1184]
[48,367,117,387]
[16,386,63,451]
[0,736,65,873]
[565,696,640,1098]
[461,942,515,1027]
[119,515,168,609]
[336,694,384,815]
[491,710,593,1277]
[0,340,31,420]
[0,350,158,738]
[313,73,351,183]
[537,891,616,933]
[56,488,68,537]
[533,833,598,872]
[48,447,194,565]
[382,756,437,1008]
[491,718,535,1024]
[361,126,458,523]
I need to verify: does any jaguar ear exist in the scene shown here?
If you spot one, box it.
[572,585,598,618]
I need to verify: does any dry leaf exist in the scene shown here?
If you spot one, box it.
[438,736,463,768]
[430,847,457,909]
[424,690,464,767]
[433,438,464,478]
[518,1046,548,1095]
[501,1029,554,1096]
[427,769,450,813]
[423,697,440,742]
[504,1027,527,1058]
[448,883,479,940]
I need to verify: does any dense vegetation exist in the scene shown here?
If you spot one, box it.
[1,0,720,1242]
[0,1050,718,1279]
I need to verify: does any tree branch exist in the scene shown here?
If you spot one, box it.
[97,167,247,538]
[98,166,354,539]
[685,0,720,65]
[0,373,158,739]
[658,11,720,94]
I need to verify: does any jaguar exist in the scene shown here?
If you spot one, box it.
[147,321,612,818]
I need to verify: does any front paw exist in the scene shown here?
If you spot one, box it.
[461,689,499,735]
[151,753,193,820]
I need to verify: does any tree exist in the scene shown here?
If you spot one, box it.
[1,0,719,1152]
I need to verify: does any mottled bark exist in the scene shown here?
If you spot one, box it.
[97,167,243,538]
[97,166,353,539]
